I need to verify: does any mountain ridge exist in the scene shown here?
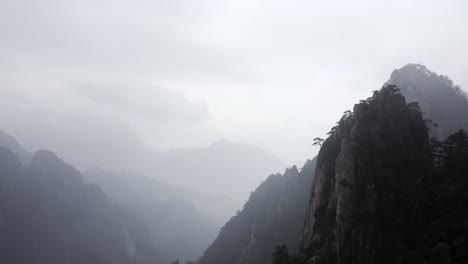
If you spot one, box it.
[0,147,163,264]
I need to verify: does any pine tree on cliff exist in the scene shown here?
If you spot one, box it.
[295,86,468,264]
[300,85,433,264]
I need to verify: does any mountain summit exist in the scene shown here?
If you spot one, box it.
[386,63,468,139]
[0,130,32,166]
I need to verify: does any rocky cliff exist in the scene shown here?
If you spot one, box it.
[297,85,468,264]
[300,86,433,263]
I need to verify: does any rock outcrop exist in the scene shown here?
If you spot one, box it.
[300,86,433,263]
[298,84,468,264]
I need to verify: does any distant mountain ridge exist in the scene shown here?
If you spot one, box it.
[84,168,236,223]
[0,130,240,263]
[0,147,162,264]
[84,168,236,263]
[147,139,287,202]
[0,128,286,205]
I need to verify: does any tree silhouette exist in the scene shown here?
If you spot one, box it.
[313,137,324,147]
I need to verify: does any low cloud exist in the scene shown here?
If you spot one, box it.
[0,74,209,170]
[75,81,209,125]
[1,0,468,165]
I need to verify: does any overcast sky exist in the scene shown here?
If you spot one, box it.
[1,0,467,167]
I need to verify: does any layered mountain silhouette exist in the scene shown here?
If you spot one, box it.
[0,130,240,263]
[2,63,467,264]
[0,147,162,264]
[84,168,237,223]
[146,140,287,202]
[84,168,235,263]
[1,129,286,207]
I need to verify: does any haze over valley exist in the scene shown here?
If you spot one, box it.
[1,1,468,263]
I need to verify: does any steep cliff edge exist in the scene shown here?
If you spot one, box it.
[300,86,433,263]
[295,84,468,264]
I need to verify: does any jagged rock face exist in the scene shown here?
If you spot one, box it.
[301,87,432,264]
[199,159,316,264]
[386,63,468,139]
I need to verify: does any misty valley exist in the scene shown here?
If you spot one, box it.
[1,63,467,264]
[1,1,468,263]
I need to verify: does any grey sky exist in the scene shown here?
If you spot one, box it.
[1,0,467,167]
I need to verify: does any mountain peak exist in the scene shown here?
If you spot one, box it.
[386,63,468,139]
[388,63,442,89]
[0,130,32,166]
[392,63,433,77]
[387,63,459,91]
[29,149,63,169]
[28,149,83,185]
[33,149,59,160]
